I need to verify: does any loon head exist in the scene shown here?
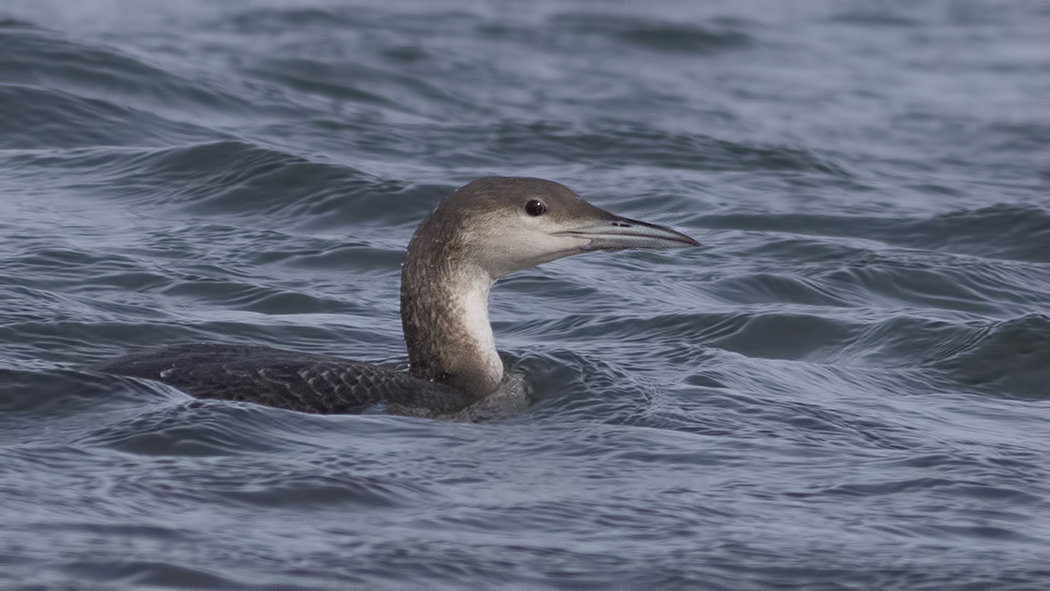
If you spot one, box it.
[401,176,699,399]
[414,176,700,280]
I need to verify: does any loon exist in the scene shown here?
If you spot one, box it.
[94,177,699,419]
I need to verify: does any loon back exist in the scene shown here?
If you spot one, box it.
[94,343,472,415]
[94,176,699,419]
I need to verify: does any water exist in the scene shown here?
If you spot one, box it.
[1,0,1049,587]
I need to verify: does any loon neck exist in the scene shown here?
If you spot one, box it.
[400,234,503,401]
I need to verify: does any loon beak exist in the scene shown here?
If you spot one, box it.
[556,215,700,251]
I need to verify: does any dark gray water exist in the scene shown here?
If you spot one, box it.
[2,1,1049,587]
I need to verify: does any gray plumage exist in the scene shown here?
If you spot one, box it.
[93,177,699,419]
[96,344,470,415]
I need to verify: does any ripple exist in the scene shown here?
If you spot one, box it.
[77,399,310,456]
[64,561,238,588]
[0,370,167,425]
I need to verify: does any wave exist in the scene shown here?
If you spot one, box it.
[930,314,1050,398]
[0,20,244,136]
[553,13,752,55]
[3,140,452,232]
[423,119,846,174]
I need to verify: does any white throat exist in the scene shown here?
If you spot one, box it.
[453,272,503,387]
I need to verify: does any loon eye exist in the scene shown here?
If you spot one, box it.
[524,199,547,216]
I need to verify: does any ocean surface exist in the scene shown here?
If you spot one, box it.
[1,0,1049,587]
